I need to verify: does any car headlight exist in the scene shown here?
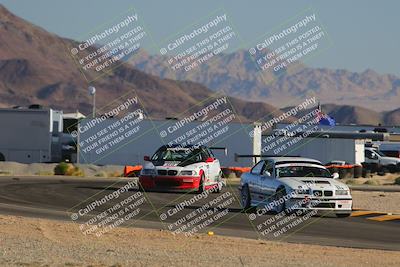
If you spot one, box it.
[141,169,156,175]
[335,190,349,195]
[180,170,195,176]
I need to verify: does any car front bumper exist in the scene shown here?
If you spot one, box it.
[286,197,353,213]
[139,175,202,191]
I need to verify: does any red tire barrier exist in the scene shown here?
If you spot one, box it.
[123,165,142,177]
[325,164,360,179]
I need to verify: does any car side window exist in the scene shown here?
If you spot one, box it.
[201,149,209,161]
[263,161,274,176]
[207,148,215,158]
[365,150,378,159]
[251,161,265,175]
[188,149,206,162]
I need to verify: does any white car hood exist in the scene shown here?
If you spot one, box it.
[280,177,349,191]
[142,161,204,171]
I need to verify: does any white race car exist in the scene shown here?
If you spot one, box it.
[239,157,353,217]
[139,145,224,193]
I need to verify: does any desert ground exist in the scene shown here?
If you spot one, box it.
[0,214,399,267]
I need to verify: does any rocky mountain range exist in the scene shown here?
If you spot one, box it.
[0,4,399,125]
[0,4,293,124]
[130,49,400,113]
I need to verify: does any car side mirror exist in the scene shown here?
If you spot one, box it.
[332,172,339,179]
[144,155,150,161]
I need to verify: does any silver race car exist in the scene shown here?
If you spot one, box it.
[239,157,352,217]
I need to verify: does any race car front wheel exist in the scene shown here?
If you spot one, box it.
[272,188,286,214]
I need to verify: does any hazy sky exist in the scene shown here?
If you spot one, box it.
[1,0,399,75]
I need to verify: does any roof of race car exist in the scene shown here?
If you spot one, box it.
[265,157,322,164]
[159,144,208,150]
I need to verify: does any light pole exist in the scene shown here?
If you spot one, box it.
[88,86,96,118]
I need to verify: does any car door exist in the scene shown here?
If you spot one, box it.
[206,148,220,182]
[365,149,378,164]
[258,160,276,205]
[247,161,265,205]
[197,149,212,182]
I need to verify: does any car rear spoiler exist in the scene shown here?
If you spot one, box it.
[209,146,228,156]
[234,153,300,162]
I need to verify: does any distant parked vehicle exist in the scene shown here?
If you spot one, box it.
[364,147,400,172]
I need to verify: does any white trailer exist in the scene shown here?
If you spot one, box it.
[0,108,63,163]
[252,127,365,165]
[273,138,365,165]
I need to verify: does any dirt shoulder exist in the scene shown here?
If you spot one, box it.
[0,162,124,177]
[0,215,399,267]
[351,190,400,214]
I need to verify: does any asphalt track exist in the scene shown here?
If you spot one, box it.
[0,176,399,251]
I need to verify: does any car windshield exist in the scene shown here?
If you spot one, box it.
[276,166,332,178]
[151,148,205,163]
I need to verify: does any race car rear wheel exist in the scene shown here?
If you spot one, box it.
[197,173,206,193]
[214,181,223,193]
[213,171,223,193]
[241,184,252,211]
